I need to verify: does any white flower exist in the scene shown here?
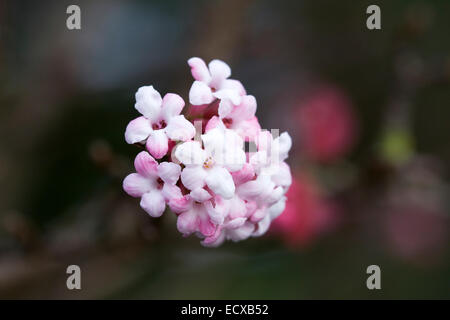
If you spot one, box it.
[125,86,195,159]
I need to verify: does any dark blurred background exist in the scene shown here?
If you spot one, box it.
[0,0,449,299]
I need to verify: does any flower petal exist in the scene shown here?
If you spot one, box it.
[125,116,152,144]
[123,173,154,197]
[165,115,195,141]
[168,195,191,214]
[229,95,257,120]
[252,215,271,237]
[174,141,206,166]
[190,188,212,202]
[161,93,185,121]
[201,227,225,247]
[158,162,181,185]
[189,81,214,105]
[204,197,228,225]
[227,221,254,242]
[140,190,165,217]
[134,86,162,121]
[181,166,207,191]
[162,183,183,201]
[271,162,292,187]
[214,89,242,108]
[188,57,211,82]
[146,129,168,159]
[268,196,286,220]
[205,166,235,199]
[231,163,255,185]
[221,79,246,96]
[225,217,247,229]
[177,208,198,235]
[134,151,158,178]
[208,59,231,88]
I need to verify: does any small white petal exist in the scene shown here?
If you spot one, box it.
[162,183,183,201]
[189,81,214,105]
[227,221,254,242]
[174,141,206,166]
[134,86,162,121]
[190,188,212,202]
[205,166,235,199]
[188,57,211,83]
[158,162,181,185]
[252,214,271,237]
[208,59,231,88]
[181,166,207,191]
[161,93,185,121]
[140,190,165,217]
[123,173,154,197]
[268,196,287,220]
[213,89,241,106]
[125,116,152,144]
[165,115,196,141]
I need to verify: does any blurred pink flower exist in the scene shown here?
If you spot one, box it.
[384,205,448,264]
[297,86,357,163]
[272,172,337,247]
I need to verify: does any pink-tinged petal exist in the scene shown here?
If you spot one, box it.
[253,215,271,237]
[234,117,261,142]
[214,89,242,107]
[134,151,158,178]
[205,166,235,199]
[250,208,266,223]
[162,183,183,201]
[204,197,228,225]
[190,188,212,202]
[158,162,181,185]
[146,129,168,159]
[231,163,255,185]
[201,227,225,247]
[123,173,154,197]
[245,200,258,217]
[174,141,207,166]
[224,147,246,173]
[268,196,286,220]
[125,116,152,144]
[271,162,292,187]
[208,59,231,88]
[227,221,255,242]
[161,93,185,121]
[205,116,222,133]
[229,95,257,120]
[198,212,216,237]
[256,130,273,151]
[221,79,246,96]
[168,195,192,214]
[177,209,198,235]
[188,57,211,82]
[217,99,234,119]
[165,115,195,141]
[189,81,214,105]
[228,196,247,219]
[237,174,271,201]
[267,186,284,204]
[225,217,247,229]
[140,190,166,217]
[134,86,162,121]
[181,166,207,191]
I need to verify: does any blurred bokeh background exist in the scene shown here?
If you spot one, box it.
[1,0,450,299]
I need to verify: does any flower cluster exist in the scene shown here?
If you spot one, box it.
[123,57,292,247]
